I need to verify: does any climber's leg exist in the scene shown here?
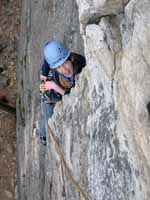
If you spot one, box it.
[40,100,55,145]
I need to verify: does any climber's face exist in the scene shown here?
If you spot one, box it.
[56,60,73,77]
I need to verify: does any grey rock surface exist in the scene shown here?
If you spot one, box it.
[17,0,150,200]
[17,0,84,200]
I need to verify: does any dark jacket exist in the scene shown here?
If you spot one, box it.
[41,52,86,102]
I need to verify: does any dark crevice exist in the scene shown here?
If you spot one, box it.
[122,0,131,7]
[61,164,67,199]
[24,6,31,70]
[85,2,128,26]
[0,100,16,114]
[49,176,53,200]
[86,14,116,26]
[147,102,150,117]
[0,67,4,74]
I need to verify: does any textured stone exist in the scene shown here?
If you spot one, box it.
[17,0,150,200]
[5,190,13,199]
[76,0,126,32]
[17,0,84,200]
[0,75,8,87]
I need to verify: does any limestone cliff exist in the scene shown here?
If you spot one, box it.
[17,0,150,200]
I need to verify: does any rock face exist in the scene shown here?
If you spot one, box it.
[0,1,21,200]
[17,0,150,200]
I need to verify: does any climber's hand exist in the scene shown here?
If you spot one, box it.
[42,81,56,91]
[40,75,47,82]
[40,82,45,93]
[42,81,65,95]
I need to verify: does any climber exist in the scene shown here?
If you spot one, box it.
[39,40,86,145]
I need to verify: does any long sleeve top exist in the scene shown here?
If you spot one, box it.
[41,52,86,102]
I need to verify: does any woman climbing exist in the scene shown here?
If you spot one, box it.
[40,40,86,145]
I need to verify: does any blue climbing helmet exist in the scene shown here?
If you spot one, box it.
[44,40,70,69]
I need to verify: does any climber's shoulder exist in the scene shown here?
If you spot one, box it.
[42,59,49,69]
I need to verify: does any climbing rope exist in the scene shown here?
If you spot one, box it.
[47,122,88,200]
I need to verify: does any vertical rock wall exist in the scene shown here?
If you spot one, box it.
[17,0,84,200]
[17,0,150,200]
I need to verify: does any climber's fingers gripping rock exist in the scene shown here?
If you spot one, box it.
[40,81,59,92]
[40,75,47,82]
[40,83,45,93]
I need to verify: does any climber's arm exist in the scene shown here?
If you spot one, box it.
[40,81,65,96]
[40,59,50,81]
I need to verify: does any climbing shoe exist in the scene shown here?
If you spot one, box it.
[40,136,47,146]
